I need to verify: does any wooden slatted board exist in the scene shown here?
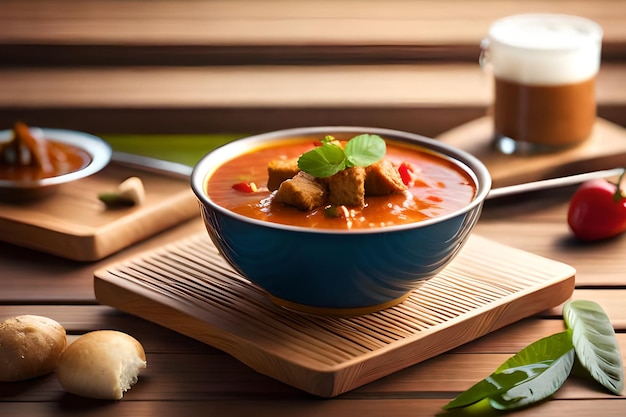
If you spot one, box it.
[0,161,198,261]
[94,232,575,397]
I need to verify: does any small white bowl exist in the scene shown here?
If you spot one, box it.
[0,127,112,201]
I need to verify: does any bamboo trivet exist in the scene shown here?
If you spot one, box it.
[94,232,575,397]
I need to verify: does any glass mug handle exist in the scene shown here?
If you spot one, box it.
[479,37,491,71]
[479,37,494,118]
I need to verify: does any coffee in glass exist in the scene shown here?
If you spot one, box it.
[482,14,603,154]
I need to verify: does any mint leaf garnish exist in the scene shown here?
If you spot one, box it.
[344,134,386,167]
[297,142,346,178]
[297,134,386,178]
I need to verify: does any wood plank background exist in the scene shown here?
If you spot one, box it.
[1,0,625,136]
[2,0,625,58]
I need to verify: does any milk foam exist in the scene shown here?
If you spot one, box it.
[487,14,603,85]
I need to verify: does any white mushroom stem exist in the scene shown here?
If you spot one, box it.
[117,177,145,205]
[99,176,145,207]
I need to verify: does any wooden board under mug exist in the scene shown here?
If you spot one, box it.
[94,232,575,398]
[436,117,626,188]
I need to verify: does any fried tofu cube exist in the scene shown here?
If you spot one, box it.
[365,159,408,196]
[267,158,300,191]
[325,166,366,208]
[274,171,326,211]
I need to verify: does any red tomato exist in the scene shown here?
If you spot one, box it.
[567,177,626,241]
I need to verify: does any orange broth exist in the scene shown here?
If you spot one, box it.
[206,137,477,230]
[0,141,91,182]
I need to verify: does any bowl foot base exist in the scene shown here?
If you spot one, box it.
[267,292,412,317]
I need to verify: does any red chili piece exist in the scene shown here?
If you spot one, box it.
[232,182,258,193]
[398,162,413,186]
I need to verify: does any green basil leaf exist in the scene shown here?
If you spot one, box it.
[442,367,529,409]
[443,331,574,410]
[489,349,574,410]
[563,299,624,395]
[297,143,346,178]
[495,331,573,372]
[344,134,386,167]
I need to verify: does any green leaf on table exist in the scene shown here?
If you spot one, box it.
[443,331,574,410]
[489,349,574,410]
[563,299,624,395]
[442,368,528,410]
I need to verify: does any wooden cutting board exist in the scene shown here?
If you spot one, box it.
[94,232,575,397]
[0,161,198,261]
[437,117,626,188]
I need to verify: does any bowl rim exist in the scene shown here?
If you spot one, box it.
[0,127,112,189]
[191,126,492,235]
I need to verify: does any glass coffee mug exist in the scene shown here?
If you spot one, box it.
[481,14,603,154]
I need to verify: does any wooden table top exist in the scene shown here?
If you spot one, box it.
[2,1,626,415]
[1,183,625,416]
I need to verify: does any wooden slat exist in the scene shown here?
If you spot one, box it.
[1,304,624,401]
[451,319,566,353]
[0,300,620,357]
[476,189,626,282]
[0,332,624,401]
[2,399,626,417]
[0,219,205,304]
[1,0,625,64]
[1,64,625,135]
[0,65,493,107]
[476,221,626,287]
[0,64,490,135]
[2,0,625,45]
[4,64,626,107]
[0,307,559,353]
[0,305,218,355]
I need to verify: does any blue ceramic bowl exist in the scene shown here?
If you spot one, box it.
[191,126,491,315]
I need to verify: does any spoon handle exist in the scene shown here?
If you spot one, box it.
[111,151,193,179]
[487,168,625,200]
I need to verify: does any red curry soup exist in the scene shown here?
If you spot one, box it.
[0,141,91,182]
[0,121,92,182]
[205,137,477,230]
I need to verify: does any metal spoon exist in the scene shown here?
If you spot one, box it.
[112,151,193,179]
[486,167,624,200]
